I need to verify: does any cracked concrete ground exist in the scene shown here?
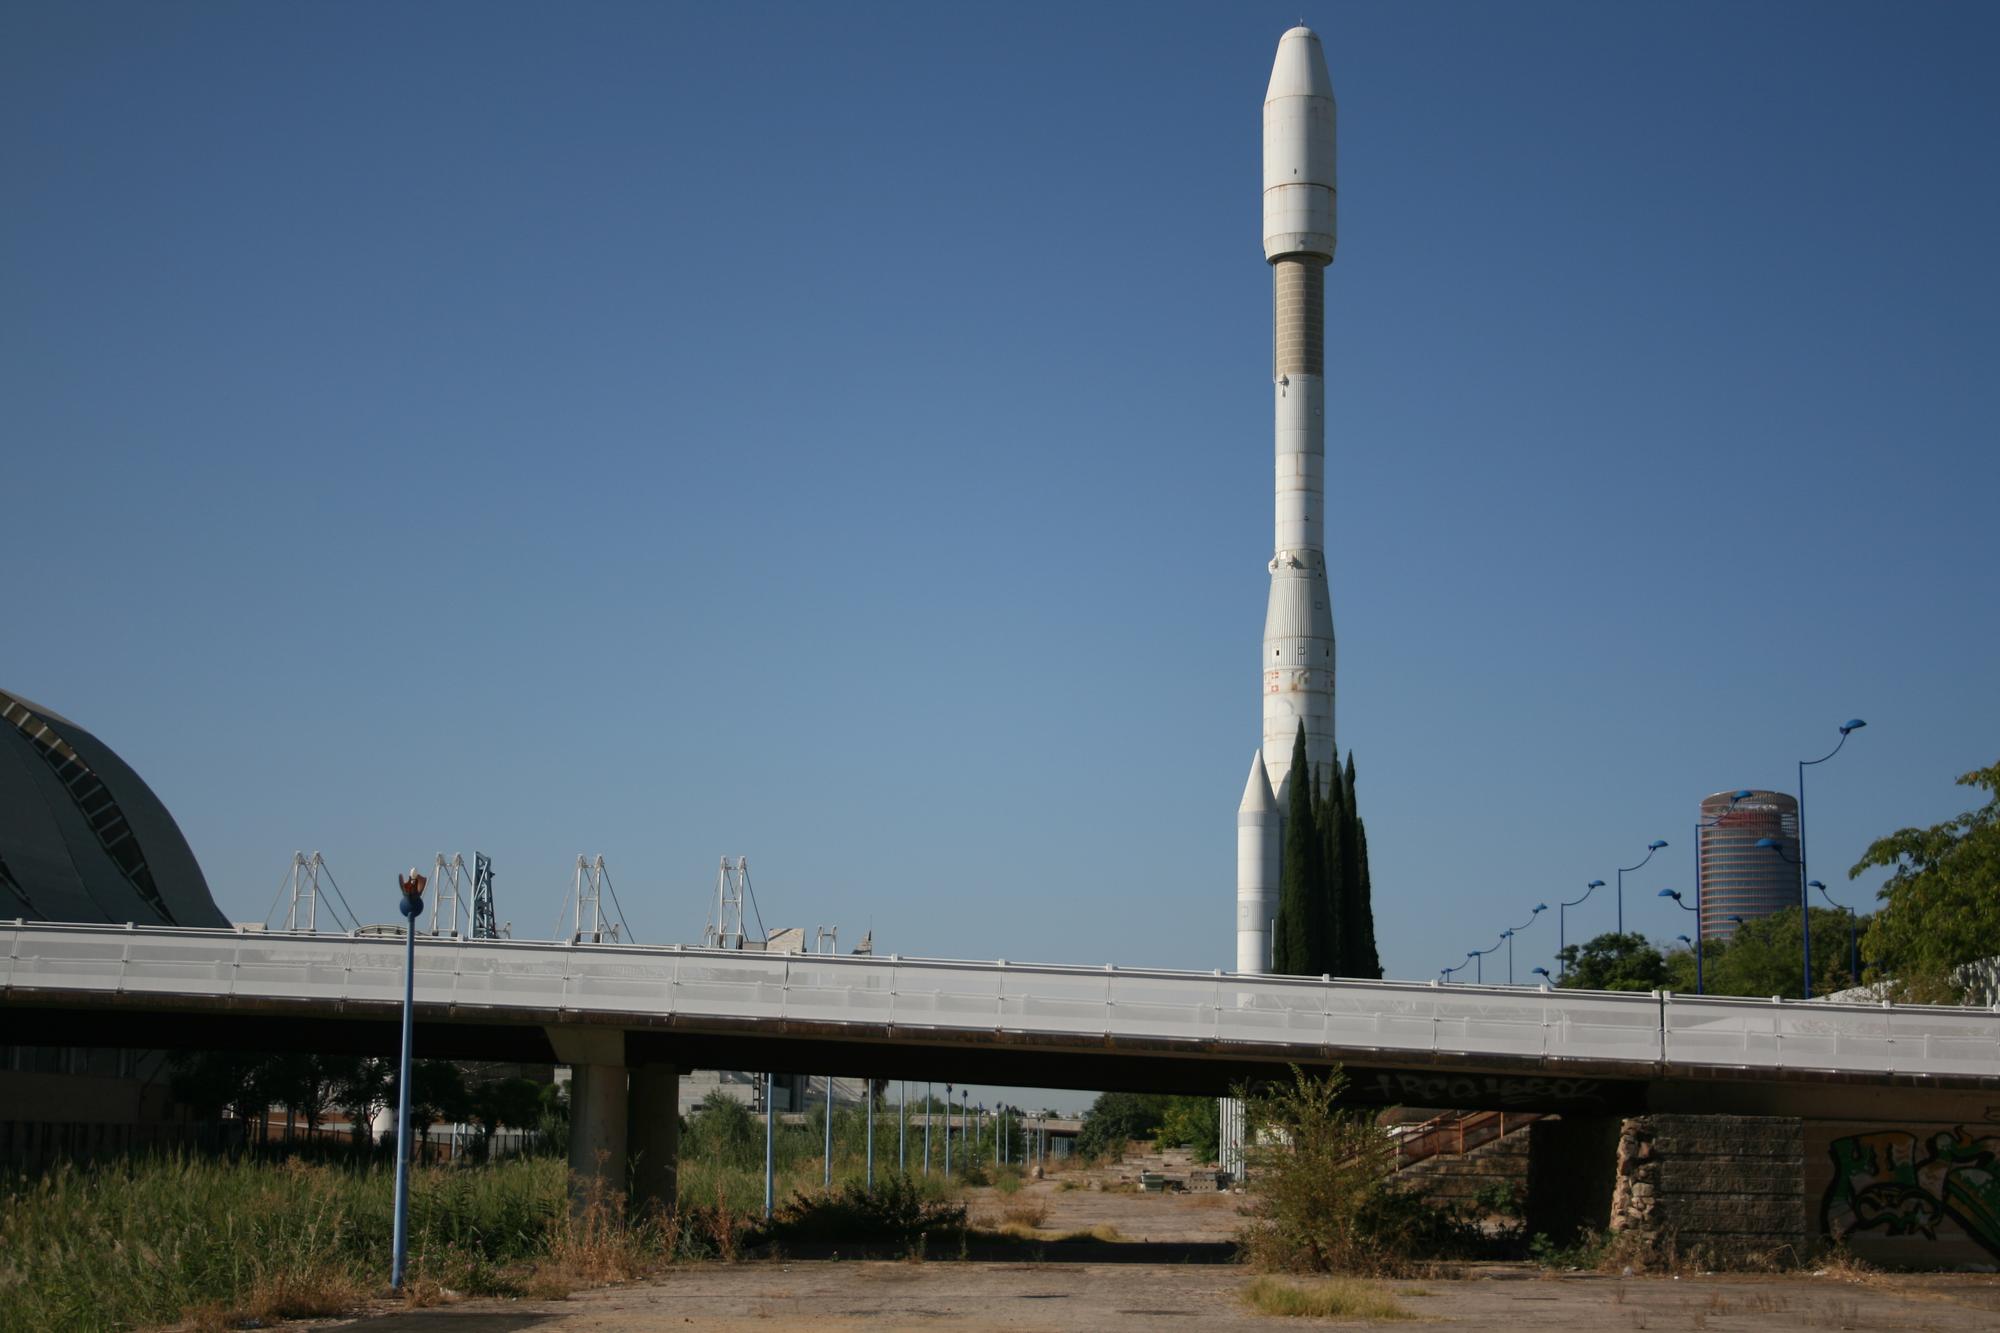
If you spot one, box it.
[332,1261,2000,1332]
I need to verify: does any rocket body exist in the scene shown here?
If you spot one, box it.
[1237,27,1337,976]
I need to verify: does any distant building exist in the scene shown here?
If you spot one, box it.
[1,687,225,927]
[1698,789,1799,939]
[2,686,234,1167]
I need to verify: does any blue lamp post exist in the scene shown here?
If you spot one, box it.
[1530,966,1552,988]
[1792,719,1866,1002]
[1440,961,1467,983]
[1657,888,1703,993]
[390,868,427,1294]
[1617,841,1669,935]
[1467,940,1502,985]
[1812,880,1862,987]
[1558,881,1604,977]
[1499,904,1547,985]
[1758,836,1813,998]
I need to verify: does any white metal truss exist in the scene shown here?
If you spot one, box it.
[267,851,359,934]
[704,856,766,950]
[282,851,324,933]
[428,853,468,937]
[557,854,631,945]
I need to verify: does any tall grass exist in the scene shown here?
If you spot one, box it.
[0,1155,634,1331]
[1,1100,976,1330]
[1241,1275,1414,1319]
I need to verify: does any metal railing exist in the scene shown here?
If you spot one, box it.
[5,921,1998,1080]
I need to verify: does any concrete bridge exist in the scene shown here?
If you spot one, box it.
[8,921,1998,1218]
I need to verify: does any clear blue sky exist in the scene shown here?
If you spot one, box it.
[6,1,1995,1040]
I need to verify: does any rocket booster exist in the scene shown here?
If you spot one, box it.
[1238,27,1337,976]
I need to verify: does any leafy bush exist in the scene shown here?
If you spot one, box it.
[758,1174,966,1248]
[1472,1180,1522,1217]
[1529,1228,1611,1270]
[1238,1065,1399,1275]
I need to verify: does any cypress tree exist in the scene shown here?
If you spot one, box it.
[1342,752,1383,978]
[1353,816,1382,978]
[1274,724,1320,975]
[1320,761,1346,977]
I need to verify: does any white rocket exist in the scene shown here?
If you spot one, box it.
[1237,27,1337,976]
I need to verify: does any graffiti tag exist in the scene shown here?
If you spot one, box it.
[1368,1072,1608,1110]
[1823,1127,2000,1261]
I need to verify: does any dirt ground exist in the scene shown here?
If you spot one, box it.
[327,1160,2000,1331]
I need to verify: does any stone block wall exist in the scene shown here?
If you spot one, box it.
[1611,1114,1807,1267]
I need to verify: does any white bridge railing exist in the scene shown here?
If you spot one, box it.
[5,922,1997,1080]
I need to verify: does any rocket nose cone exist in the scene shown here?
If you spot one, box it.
[1266,26,1333,103]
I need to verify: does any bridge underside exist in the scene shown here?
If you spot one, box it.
[9,991,1990,1124]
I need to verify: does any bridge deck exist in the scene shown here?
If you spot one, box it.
[6,922,1996,1119]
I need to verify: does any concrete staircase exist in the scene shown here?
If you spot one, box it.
[1391,1111,1538,1210]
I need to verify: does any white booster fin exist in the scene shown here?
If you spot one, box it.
[1239,26,1338,974]
[1236,750,1281,974]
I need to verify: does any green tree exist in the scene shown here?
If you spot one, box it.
[332,1057,392,1148]
[684,1091,760,1168]
[1153,1095,1222,1163]
[1342,753,1382,979]
[1075,1091,1170,1161]
[264,1053,344,1139]
[1854,760,2000,1002]
[1554,932,1669,992]
[1702,905,1858,999]
[168,1051,272,1128]
[409,1060,473,1147]
[1319,764,1346,976]
[470,1076,547,1158]
[1274,725,1323,975]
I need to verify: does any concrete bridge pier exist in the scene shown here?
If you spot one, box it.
[628,1061,679,1217]
[546,1028,678,1217]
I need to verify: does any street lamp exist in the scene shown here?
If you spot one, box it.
[1440,960,1467,983]
[1466,940,1502,985]
[1558,881,1604,977]
[1657,888,1703,993]
[1617,841,1669,935]
[1530,966,1552,988]
[1812,880,1862,987]
[1499,904,1547,985]
[1757,836,1814,998]
[390,868,427,1294]
[1794,719,1866,1002]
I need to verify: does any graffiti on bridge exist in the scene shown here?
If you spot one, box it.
[1366,1072,1609,1110]
[1823,1126,2000,1262]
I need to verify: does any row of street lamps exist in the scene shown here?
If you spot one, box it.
[1438,719,1867,999]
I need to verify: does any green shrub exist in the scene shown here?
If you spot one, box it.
[757,1174,966,1248]
[1529,1228,1611,1270]
[1238,1065,1400,1275]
